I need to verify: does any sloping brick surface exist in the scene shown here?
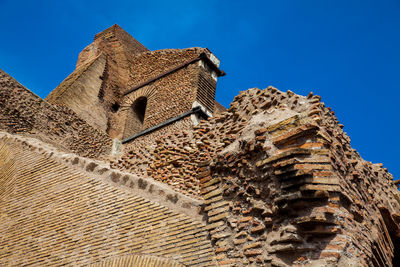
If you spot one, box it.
[0,135,215,266]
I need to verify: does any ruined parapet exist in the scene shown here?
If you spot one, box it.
[198,88,400,266]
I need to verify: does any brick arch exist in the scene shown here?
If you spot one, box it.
[89,254,185,267]
[120,85,158,139]
[121,85,158,108]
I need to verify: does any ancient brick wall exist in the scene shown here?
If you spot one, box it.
[46,54,109,131]
[47,25,221,140]
[113,116,193,177]
[47,25,150,139]
[112,86,400,266]
[3,24,397,266]
[308,94,400,266]
[0,70,39,133]
[198,88,400,266]
[0,133,216,266]
[89,255,185,266]
[119,48,206,139]
[0,69,111,159]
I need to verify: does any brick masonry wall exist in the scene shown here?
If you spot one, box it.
[307,93,400,266]
[113,116,193,177]
[46,54,109,132]
[2,24,397,266]
[118,48,207,139]
[89,254,185,266]
[48,25,218,141]
[0,69,112,159]
[112,86,400,266]
[47,25,148,139]
[0,133,216,266]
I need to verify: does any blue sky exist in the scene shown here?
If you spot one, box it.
[0,0,399,179]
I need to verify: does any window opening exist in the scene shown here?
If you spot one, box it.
[123,97,147,138]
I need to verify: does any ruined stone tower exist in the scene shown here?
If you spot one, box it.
[1,25,400,266]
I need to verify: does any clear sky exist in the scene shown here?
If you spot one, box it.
[0,0,399,179]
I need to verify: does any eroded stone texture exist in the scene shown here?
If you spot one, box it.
[1,25,399,267]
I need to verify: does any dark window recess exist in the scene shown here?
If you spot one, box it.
[197,72,216,112]
[111,103,120,112]
[133,97,147,123]
[123,97,147,139]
